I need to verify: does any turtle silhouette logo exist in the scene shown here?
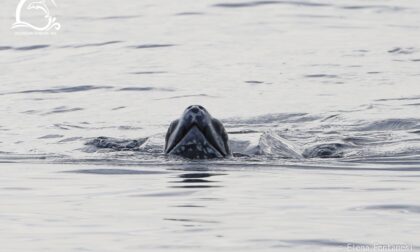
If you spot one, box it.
[11,0,61,32]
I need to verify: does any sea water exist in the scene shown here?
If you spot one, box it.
[1,0,420,251]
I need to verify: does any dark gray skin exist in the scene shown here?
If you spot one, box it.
[165,105,231,159]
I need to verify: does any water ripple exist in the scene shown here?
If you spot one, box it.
[63,169,167,175]
[15,45,50,51]
[8,85,113,95]
[130,44,176,49]
[61,41,123,48]
[352,204,420,214]
[119,87,174,91]
[85,137,148,151]
[213,1,330,8]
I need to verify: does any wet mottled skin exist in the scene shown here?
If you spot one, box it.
[165,105,230,159]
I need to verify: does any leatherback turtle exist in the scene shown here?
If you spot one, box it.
[164,105,231,159]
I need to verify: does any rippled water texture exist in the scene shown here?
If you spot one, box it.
[1,0,420,251]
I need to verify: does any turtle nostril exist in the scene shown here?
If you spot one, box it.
[191,107,199,113]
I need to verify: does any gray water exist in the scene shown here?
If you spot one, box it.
[1,0,420,251]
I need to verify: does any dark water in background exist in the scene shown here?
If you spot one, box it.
[1,0,420,251]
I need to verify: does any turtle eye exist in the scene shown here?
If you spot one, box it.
[198,105,204,110]
[187,105,192,109]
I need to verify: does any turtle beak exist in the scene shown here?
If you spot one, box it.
[166,124,224,158]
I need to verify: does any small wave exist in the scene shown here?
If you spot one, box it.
[351,204,420,214]
[304,74,338,78]
[0,46,13,50]
[44,106,84,115]
[63,168,166,175]
[343,156,420,166]
[302,186,352,190]
[155,94,215,100]
[175,12,205,16]
[14,45,50,51]
[130,71,167,75]
[376,95,420,102]
[14,85,113,94]
[406,103,420,106]
[179,173,225,179]
[38,134,64,139]
[60,41,123,48]
[213,1,329,8]
[257,131,302,158]
[118,125,143,130]
[131,44,175,49]
[118,87,174,91]
[303,143,351,158]
[21,110,39,114]
[245,80,265,84]
[229,130,260,134]
[85,136,148,151]
[213,1,403,12]
[53,123,86,130]
[163,217,219,224]
[342,136,380,145]
[170,185,221,189]
[58,137,83,143]
[229,131,302,158]
[101,15,141,20]
[225,113,319,125]
[341,5,405,11]
[294,14,342,19]
[320,114,340,122]
[388,47,416,55]
[72,15,141,20]
[357,119,420,131]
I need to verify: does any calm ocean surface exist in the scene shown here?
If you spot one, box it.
[1,0,420,251]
